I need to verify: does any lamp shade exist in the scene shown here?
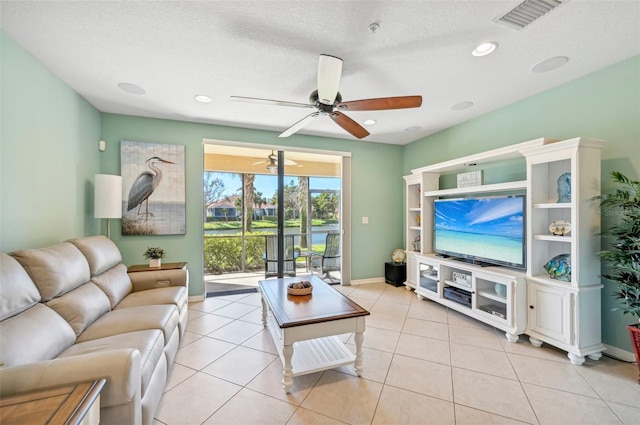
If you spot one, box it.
[94,174,122,218]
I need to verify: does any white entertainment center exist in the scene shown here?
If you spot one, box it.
[403,137,606,365]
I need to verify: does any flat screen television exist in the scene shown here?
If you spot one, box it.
[433,195,526,269]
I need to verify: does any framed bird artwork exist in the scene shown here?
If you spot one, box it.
[120,140,186,235]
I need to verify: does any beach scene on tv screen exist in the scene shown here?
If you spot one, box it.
[434,197,524,266]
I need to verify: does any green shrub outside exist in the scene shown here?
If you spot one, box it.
[204,232,269,274]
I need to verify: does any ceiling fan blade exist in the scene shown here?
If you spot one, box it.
[337,95,422,111]
[231,96,314,109]
[317,54,343,106]
[278,112,320,138]
[330,111,370,139]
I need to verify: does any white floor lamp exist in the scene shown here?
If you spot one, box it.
[94,174,122,239]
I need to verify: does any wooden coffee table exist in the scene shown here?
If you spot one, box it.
[258,276,370,393]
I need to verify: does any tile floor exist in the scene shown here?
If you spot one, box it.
[154,282,640,425]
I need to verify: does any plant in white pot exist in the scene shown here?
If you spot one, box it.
[595,171,640,383]
[143,247,165,268]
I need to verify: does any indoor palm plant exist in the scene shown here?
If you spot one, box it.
[595,171,640,383]
[143,246,165,267]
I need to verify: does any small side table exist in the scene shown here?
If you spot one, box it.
[0,379,105,425]
[128,262,187,273]
[385,262,406,287]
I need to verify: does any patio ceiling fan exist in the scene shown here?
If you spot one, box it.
[251,150,298,170]
[231,54,422,139]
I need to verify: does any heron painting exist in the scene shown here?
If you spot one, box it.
[121,141,185,235]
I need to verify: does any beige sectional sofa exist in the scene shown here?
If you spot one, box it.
[0,235,189,425]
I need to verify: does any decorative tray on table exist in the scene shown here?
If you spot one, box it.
[287,281,313,295]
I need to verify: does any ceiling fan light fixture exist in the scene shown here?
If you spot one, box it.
[266,162,277,173]
[472,41,498,57]
[364,119,376,125]
[194,94,212,103]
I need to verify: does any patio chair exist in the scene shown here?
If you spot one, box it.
[264,235,297,278]
[311,233,341,283]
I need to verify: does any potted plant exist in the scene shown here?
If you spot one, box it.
[143,247,165,268]
[595,171,640,383]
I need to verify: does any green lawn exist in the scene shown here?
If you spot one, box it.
[204,218,335,231]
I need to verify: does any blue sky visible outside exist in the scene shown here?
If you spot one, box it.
[209,172,340,201]
[434,197,524,238]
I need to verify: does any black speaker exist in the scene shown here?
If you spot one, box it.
[385,262,406,287]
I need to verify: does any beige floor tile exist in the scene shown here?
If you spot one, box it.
[202,345,277,386]
[372,385,455,425]
[286,407,349,425]
[402,316,449,341]
[454,405,531,424]
[575,356,640,407]
[523,382,623,425]
[385,354,453,401]
[189,297,231,313]
[348,295,377,311]
[186,313,234,335]
[500,335,572,362]
[186,309,206,321]
[395,333,451,365]
[247,359,322,406]
[236,292,263,306]
[348,283,387,301]
[174,336,236,370]
[215,292,255,302]
[164,363,196,392]
[606,401,640,425]
[202,387,297,425]
[377,286,416,305]
[211,302,259,319]
[351,326,400,353]
[206,319,263,344]
[238,306,265,324]
[179,330,202,347]
[156,372,241,425]
[448,309,495,329]
[241,328,279,354]
[407,298,448,323]
[450,342,517,380]
[367,301,408,332]
[337,344,394,383]
[509,353,598,397]
[302,370,383,425]
[333,284,357,296]
[448,323,504,350]
[452,367,537,423]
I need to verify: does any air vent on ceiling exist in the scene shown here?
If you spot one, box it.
[494,0,569,31]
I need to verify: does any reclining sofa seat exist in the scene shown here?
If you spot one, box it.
[0,236,189,425]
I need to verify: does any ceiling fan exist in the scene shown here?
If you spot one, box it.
[231,54,422,139]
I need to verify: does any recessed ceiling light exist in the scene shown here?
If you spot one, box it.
[364,119,376,125]
[404,126,421,132]
[195,95,213,103]
[472,41,498,57]
[531,56,569,73]
[451,101,474,111]
[117,82,147,95]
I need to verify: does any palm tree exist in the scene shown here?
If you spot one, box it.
[298,176,309,248]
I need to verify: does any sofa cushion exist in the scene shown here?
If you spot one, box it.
[69,235,122,276]
[92,263,133,308]
[58,329,164,396]
[0,303,76,366]
[116,287,187,313]
[46,282,112,336]
[11,242,90,301]
[0,253,42,321]
[77,304,179,346]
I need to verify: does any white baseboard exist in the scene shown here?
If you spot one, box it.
[189,294,205,303]
[350,276,386,285]
[603,344,637,363]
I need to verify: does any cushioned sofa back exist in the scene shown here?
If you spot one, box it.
[69,236,133,309]
[10,242,111,336]
[0,253,76,366]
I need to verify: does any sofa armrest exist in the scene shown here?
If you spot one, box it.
[128,268,188,292]
[0,349,141,409]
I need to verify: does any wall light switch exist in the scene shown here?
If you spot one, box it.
[362,216,369,224]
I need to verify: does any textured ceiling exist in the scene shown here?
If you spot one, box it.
[1,1,639,145]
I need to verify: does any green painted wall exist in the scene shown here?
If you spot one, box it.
[1,32,102,251]
[100,114,404,297]
[403,55,640,352]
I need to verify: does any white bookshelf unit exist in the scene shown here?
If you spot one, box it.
[403,137,605,364]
